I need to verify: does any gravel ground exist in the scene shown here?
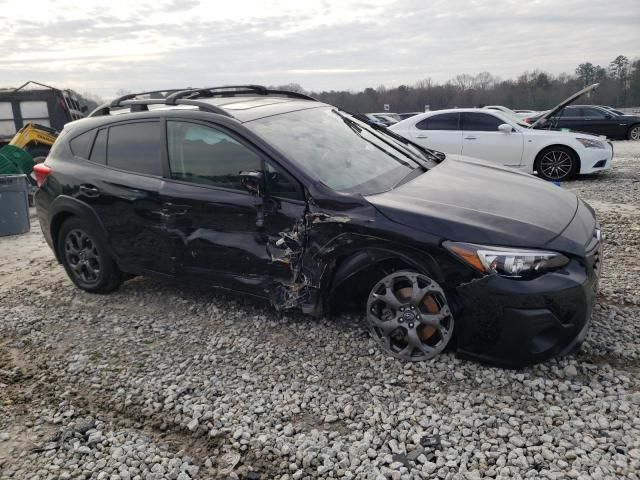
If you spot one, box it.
[1,141,639,480]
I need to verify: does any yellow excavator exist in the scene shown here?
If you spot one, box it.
[0,123,58,176]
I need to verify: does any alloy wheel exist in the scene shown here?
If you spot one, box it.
[540,150,574,180]
[630,126,640,141]
[64,229,101,284]
[366,271,454,361]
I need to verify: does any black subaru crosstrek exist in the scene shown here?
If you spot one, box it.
[33,85,603,367]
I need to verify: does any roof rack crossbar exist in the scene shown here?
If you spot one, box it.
[88,98,233,118]
[165,85,269,103]
[109,88,192,108]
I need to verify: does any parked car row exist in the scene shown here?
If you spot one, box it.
[525,104,640,140]
[365,84,640,144]
[390,85,614,181]
[34,85,603,368]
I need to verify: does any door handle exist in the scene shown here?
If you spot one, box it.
[463,136,477,140]
[79,184,100,197]
[161,202,191,215]
[415,133,429,138]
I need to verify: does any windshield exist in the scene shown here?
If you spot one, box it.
[248,107,435,194]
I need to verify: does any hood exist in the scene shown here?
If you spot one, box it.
[367,156,581,251]
[528,83,599,128]
[523,127,606,140]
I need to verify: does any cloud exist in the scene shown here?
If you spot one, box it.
[0,0,637,97]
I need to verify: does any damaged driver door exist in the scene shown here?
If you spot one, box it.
[160,119,305,296]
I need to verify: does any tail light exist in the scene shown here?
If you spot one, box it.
[32,163,52,187]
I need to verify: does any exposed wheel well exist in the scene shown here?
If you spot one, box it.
[329,256,424,314]
[50,211,76,260]
[535,144,581,176]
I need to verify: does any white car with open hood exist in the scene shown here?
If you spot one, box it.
[390,84,613,181]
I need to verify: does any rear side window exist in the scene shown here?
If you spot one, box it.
[462,112,503,131]
[167,121,262,190]
[107,122,161,175]
[416,113,459,130]
[90,129,107,164]
[69,130,96,159]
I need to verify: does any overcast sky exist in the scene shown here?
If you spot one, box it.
[1,0,638,99]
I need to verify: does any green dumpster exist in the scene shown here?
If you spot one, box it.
[0,145,35,175]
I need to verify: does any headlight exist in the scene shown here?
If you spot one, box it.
[443,241,570,278]
[576,137,605,149]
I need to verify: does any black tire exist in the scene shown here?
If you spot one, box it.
[535,146,578,182]
[628,124,640,141]
[24,146,50,162]
[57,217,122,293]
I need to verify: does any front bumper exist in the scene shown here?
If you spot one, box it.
[579,142,613,174]
[453,243,601,368]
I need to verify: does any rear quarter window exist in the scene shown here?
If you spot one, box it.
[69,130,96,159]
[90,129,107,165]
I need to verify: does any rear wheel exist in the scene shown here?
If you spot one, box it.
[366,271,454,361]
[535,146,578,181]
[24,146,50,163]
[57,218,122,293]
[628,124,640,141]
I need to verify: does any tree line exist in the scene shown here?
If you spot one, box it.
[279,54,640,114]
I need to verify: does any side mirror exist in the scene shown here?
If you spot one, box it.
[497,123,513,133]
[239,171,263,196]
[604,114,612,119]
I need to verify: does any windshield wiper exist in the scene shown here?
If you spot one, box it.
[394,165,427,188]
[332,109,416,169]
[349,112,443,165]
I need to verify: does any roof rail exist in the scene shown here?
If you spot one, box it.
[166,85,317,103]
[88,84,317,118]
[88,98,233,118]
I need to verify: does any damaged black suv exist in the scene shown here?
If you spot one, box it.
[34,85,602,367]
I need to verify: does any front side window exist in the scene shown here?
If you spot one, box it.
[559,107,582,118]
[416,113,459,131]
[462,112,503,131]
[107,122,161,175]
[582,107,607,118]
[167,121,262,190]
[265,161,303,200]
[248,107,427,194]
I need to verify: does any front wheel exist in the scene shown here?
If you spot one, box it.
[366,271,454,361]
[628,124,640,141]
[57,218,122,293]
[535,147,578,181]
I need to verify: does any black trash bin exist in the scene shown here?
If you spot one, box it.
[0,174,31,237]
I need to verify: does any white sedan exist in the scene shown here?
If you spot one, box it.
[389,108,613,181]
